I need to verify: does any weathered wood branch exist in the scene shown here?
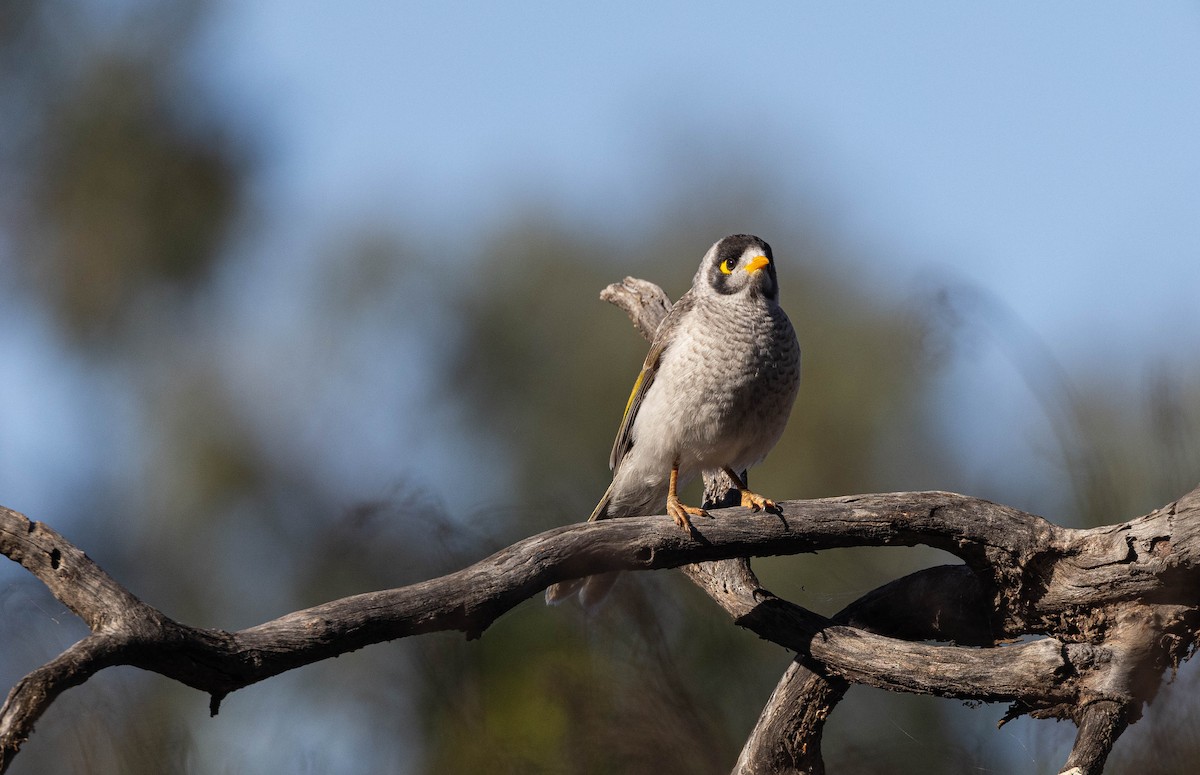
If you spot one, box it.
[600,275,1200,775]
[0,276,1195,774]
[3,483,1199,772]
[729,563,991,775]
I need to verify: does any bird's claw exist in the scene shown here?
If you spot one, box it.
[667,496,707,531]
[740,490,778,512]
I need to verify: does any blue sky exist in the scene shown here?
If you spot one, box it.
[172,1,1200,523]
[1,5,1197,769]
[7,1,1200,520]
[199,1,1200,365]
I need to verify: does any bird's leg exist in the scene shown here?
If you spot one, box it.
[722,467,778,512]
[666,461,707,530]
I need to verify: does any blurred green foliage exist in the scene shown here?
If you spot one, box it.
[4,0,244,343]
[30,52,242,339]
[0,2,1198,775]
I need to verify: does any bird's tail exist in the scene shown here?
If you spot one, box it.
[544,483,618,606]
[587,481,614,522]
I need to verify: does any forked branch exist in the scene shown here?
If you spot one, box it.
[602,275,1200,775]
[0,277,1194,774]
[3,482,1198,773]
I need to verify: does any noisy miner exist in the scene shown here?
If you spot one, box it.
[546,234,801,607]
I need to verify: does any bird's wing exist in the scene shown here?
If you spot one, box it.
[608,291,693,472]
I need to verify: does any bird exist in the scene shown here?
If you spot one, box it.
[546,234,801,607]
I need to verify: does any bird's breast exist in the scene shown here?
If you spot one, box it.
[628,298,800,478]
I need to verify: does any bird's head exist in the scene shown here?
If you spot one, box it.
[695,234,779,301]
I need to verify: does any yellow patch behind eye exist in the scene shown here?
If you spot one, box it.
[719,258,735,275]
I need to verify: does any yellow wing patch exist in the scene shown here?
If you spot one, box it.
[623,371,645,421]
[609,363,656,472]
[607,293,686,472]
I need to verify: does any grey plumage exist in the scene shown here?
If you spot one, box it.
[547,234,801,607]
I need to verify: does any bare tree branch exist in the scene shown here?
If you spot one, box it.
[599,276,673,338]
[732,564,992,774]
[5,482,1198,771]
[1060,700,1130,775]
[599,275,1200,774]
[0,276,1196,773]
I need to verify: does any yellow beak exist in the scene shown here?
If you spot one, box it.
[743,255,770,274]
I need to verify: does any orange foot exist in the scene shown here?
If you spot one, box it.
[740,490,778,512]
[666,494,707,530]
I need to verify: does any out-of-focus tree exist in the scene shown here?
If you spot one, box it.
[2,2,1199,774]
[0,2,261,772]
[2,0,244,343]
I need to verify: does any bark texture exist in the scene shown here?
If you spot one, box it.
[0,277,1194,774]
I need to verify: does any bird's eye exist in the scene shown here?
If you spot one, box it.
[719,258,736,275]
